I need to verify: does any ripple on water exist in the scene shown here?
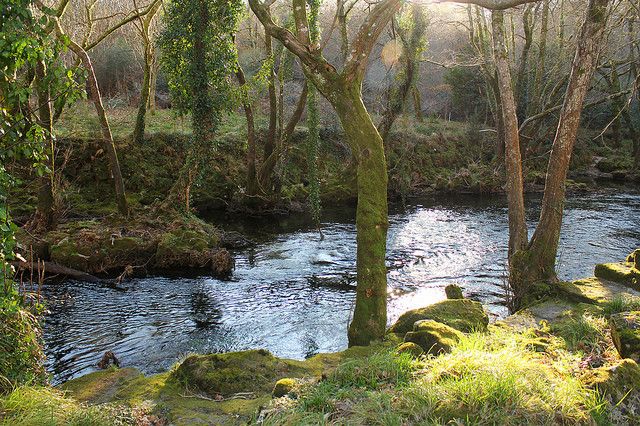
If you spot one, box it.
[43,191,640,383]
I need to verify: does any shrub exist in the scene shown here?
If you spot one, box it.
[0,296,46,394]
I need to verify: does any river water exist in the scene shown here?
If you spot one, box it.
[43,191,640,383]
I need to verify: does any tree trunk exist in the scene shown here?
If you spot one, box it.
[33,60,56,231]
[518,0,611,291]
[133,42,152,144]
[236,65,259,196]
[332,85,388,346]
[492,11,528,262]
[164,0,215,213]
[412,86,423,121]
[65,37,129,216]
[530,0,549,116]
[260,25,278,192]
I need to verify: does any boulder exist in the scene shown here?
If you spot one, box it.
[272,378,296,398]
[403,319,463,355]
[610,311,640,361]
[389,299,489,334]
[445,284,464,299]
[172,349,308,397]
[395,342,424,357]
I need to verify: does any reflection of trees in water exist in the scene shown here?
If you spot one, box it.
[302,333,319,359]
[190,287,222,328]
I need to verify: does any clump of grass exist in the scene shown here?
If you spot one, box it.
[0,386,134,426]
[264,329,606,425]
[603,295,640,316]
[554,313,608,352]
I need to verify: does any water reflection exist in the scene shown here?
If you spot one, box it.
[43,191,640,383]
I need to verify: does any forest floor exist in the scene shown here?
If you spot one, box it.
[1,253,640,425]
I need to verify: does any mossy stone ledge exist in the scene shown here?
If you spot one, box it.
[171,350,310,397]
[389,299,489,334]
[609,311,640,361]
[594,261,640,291]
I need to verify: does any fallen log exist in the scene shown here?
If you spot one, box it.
[9,260,104,284]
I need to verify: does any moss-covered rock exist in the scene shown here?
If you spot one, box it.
[587,359,640,404]
[445,284,464,299]
[594,262,640,290]
[389,299,488,334]
[404,320,463,355]
[272,378,296,398]
[627,249,640,270]
[395,342,425,357]
[172,350,310,397]
[49,237,91,271]
[610,311,640,361]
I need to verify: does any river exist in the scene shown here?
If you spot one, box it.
[43,190,640,383]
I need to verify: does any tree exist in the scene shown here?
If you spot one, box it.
[250,0,404,346]
[133,0,164,144]
[482,0,612,308]
[159,0,242,213]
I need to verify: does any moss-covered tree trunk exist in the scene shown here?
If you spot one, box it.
[334,85,389,346]
[250,0,401,345]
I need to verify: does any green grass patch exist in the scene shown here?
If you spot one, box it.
[0,387,133,426]
[264,328,607,425]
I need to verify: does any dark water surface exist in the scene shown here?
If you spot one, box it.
[43,191,640,383]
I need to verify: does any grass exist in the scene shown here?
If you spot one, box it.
[263,327,608,425]
[554,313,608,353]
[603,294,640,316]
[0,386,134,426]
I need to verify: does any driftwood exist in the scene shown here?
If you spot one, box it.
[10,260,103,284]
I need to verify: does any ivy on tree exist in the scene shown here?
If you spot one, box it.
[159,0,243,212]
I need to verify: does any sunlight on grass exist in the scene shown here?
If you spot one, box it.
[264,328,606,425]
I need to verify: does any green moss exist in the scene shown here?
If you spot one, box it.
[389,299,489,334]
[171,350,314,397]
[594,262,640,289]
[396,342,424,357]
[272,378,296,398]
[404,320,463,355]
[609,311,640,361]
[444,284,464,299]
[49,238,90,271]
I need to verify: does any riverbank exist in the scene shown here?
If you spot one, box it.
[9,104,638,281]
[10,104,638,223]
[2,252,639,425]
